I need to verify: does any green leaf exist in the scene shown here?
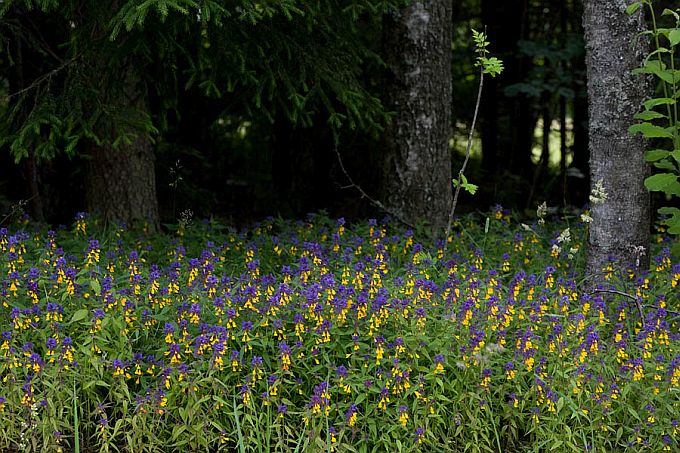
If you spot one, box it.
[644,149,671,161]
[629,123,674,138]
[643,97,676,110]
[635,62,675,84]
[551,440,563,450]
[645,173,677,191]
[669,29,680,47]
[662,209,680,234]
[90,279,101,296]
[634,110,666,121]
[659,206,680,216]
[625,2,642,15]
[463,182,479,195]
[71,308,89,323]
[662,181,680,196]
[654,160,677,171]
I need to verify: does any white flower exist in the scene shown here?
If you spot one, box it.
[557,228,571,244]
[589,179,608,205]
[537,202,547,225]
[568,246,579,260]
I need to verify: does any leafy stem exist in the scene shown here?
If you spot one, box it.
[444,28,503,248]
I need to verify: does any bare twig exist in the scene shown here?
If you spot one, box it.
[642,305,680,317]
[2,55,80,103]
[333,144,416,229]
[589,288,646,327]
[0,197,34,226]
[589,288,638,300]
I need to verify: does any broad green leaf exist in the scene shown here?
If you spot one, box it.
[662,209,680,234]
[658,206,680,216]
[71,308,89,323]
[625,2,641,15]
[662,181,680,196]
[672,149,680,164]
[90,279,101,296]
[669,29,680,47]
[668,222,680,235]
[662,9,680,22]
[634,110,665,121]
[635,62,675,84]
[643,97,676,110]
[654,160,677,171]
[644,149,671,161]
[644,173,677,191]
[629,123,674,138]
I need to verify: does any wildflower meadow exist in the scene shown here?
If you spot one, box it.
[0,209,678,452]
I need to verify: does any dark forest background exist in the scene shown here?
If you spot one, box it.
[0,0,675,228]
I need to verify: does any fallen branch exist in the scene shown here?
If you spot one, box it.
[589,288,645,327]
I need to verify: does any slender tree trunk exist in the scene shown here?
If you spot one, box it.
[382,1,452,230]
[24,150,45,222]
[583,0,651,277]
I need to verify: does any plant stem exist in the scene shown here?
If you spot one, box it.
[444,64,485,249]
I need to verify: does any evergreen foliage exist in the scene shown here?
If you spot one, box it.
[0,0,406,162]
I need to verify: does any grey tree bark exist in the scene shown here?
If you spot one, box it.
[583,0,651,277]
[86,136,160,232]
[84,65,160,232]
[382,1,452,231]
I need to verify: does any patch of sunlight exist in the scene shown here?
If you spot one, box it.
[531,118,574,168]
[450,121,482,159]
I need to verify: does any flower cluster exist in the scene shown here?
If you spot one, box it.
[0,212,677,451]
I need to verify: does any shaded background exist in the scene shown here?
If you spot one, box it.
[0,0,674,227]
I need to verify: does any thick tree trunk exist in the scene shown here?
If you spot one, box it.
[83,56,160,231]
[583,0,651,276]
[86,136,160,231]
[382,1,452,231]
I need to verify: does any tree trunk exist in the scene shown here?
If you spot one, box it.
[382,1,452,231]
[86,136,160,231]
[82,54,160,231]
[583,0,651,276]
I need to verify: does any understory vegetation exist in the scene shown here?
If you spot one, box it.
[0,210,678,452]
